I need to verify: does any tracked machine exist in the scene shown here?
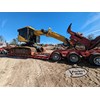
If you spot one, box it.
[7,26,70,57]
[2,24,100,66]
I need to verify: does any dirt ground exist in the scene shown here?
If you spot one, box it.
[0,45,100,87]
[0,55,100,87]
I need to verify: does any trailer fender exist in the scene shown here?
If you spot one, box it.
[68,52,82,57]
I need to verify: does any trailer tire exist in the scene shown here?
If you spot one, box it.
[89,54,100,66]
[67,53,81,64]
[51,52,61,62]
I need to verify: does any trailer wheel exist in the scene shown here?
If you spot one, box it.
[0,50,8,55]
[51,52,61,61]
[0,50,4,54]
[89,54,100,66]
[67,53,80,64]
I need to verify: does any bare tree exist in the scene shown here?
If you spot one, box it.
[10,38,18,45]
[0,35,4,42]
[87,34,94,40]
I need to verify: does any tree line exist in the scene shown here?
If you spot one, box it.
[0,34,95,45]
[0,35,18,45]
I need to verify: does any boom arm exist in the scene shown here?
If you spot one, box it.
[34,29,68,44]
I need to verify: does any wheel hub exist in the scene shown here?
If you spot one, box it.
[53,55,59,60]
[94,57,100,65]
[70,55,79,63]
[52,53,60,61]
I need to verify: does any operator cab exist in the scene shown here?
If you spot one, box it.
[18,26,40,44]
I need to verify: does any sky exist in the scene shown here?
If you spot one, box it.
[0,12,100,44]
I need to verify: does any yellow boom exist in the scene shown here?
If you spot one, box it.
[34,28,67,44]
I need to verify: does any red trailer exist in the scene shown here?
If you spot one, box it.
[6,47,100,66]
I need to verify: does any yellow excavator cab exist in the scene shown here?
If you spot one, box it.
[18,26,40,43]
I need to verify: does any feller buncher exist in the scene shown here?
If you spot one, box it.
[1,24,100,66]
